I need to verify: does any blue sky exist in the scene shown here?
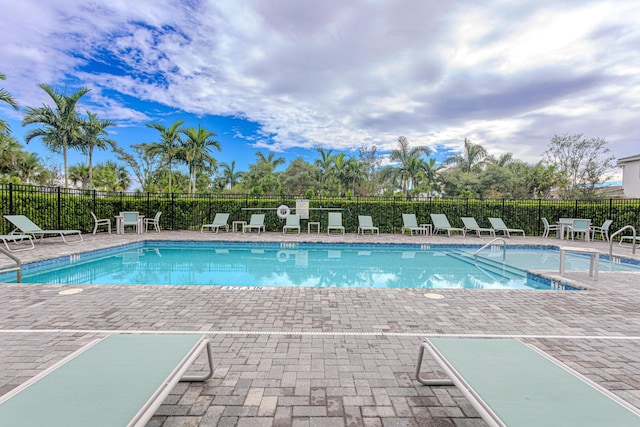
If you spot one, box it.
[2,0,639,184]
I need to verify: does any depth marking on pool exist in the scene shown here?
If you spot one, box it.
[2,329,640,341]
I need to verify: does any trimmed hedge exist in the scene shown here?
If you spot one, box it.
[1,184,639,239]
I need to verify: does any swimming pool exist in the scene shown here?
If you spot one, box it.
[5,242,640,290]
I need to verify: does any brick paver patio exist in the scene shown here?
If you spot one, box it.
[1,230,639,426]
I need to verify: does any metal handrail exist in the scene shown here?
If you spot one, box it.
[474,238,507,261]
[0,247,22,283]
[610,226,637,258]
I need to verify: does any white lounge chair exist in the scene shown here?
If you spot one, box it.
[401,214,430,236]
[0,334,214,426]
[416,338,640,427]
[144,211,162,233]
[282,214,301,234]
[91,212,111,235]
[430,213,465,237]
[357,215,379,235]
[488,217,525,238]
[327,212,345,235]
[201,213,229,233]
[3,214,83,244]
[461,217,495,237]
[243,214,265,234]
[0,234,34,252]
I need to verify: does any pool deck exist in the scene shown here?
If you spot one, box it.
[1,230,640,426]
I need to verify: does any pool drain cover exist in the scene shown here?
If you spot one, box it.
[58,288,83,295]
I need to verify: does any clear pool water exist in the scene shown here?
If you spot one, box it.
[5,242,640,290]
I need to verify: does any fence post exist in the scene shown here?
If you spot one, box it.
[171,192,175,231]
[57,187,62,229]
[8,182,13,214]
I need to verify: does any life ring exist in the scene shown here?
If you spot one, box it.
[277,205,290,219]
[277,250,289,262]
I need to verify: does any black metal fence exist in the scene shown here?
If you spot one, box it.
[1,183,639,237]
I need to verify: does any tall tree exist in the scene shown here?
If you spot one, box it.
[389,136,431,198]
[0,73,19,132]
[219,160,244,190]
[146,120,184,193]
[180,124,221,194]
[255,151,285,172]
[314,147,335,189]
[22,84,90,187]
[443,137,487,173]
[79,112,116,188]
[543,133,616,198]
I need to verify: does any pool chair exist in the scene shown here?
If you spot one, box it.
[0,334,214,426]
[401,214,431,236]
[591,219,613,242]
[91,212,111,235]
[541,217,559,238]
[282,214,301,234]
[201,213,229,233]
[357,215,379,235]
[144,211,162,232]
[118,211,142,234]
[327,212,345,235]
[3,214,83,244]
[567,218,591,241]
[430,213,465,237]
[0,234,34,252]
[415,338,640,427]
[243,214,265,234]
[461,217,495,237]
[488,217,525,238]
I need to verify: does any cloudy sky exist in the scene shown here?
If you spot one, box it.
[1,0,638,178]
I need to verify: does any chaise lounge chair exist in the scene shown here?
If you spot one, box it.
[0,234,35,252]
[430,213,465,237]
[461,217,495,237]
[488,217,525,238]
[327,212,345,235]
[357,215,379,235]
[243,214,265,234]
[3,214,83,244]
[401,213,431,236]
[416,338,640,427]
[201,213,229,233]
[0,334,214,426]
[282,214,301,234]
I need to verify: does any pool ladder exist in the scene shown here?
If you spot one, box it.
[473,238,507,261]
[0,246,22,283]
[609,225,637,258]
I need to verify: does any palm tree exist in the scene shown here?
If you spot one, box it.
[255,151,285,172]
[146,120,184,193]
[68,163,90,189]
[444,137,488,173]
[389,136,431,198]
[79,112,116,188]
[22,84,90,188]
[94,161,130,191]
[219,160,244,189]
[314,147,335,188]
[0,73,19,132]
[17,152,46,184]
[180,125,221,194]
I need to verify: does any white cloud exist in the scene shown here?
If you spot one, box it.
[2,0,640,166]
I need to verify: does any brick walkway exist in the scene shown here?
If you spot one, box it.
[1,230,639,426]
